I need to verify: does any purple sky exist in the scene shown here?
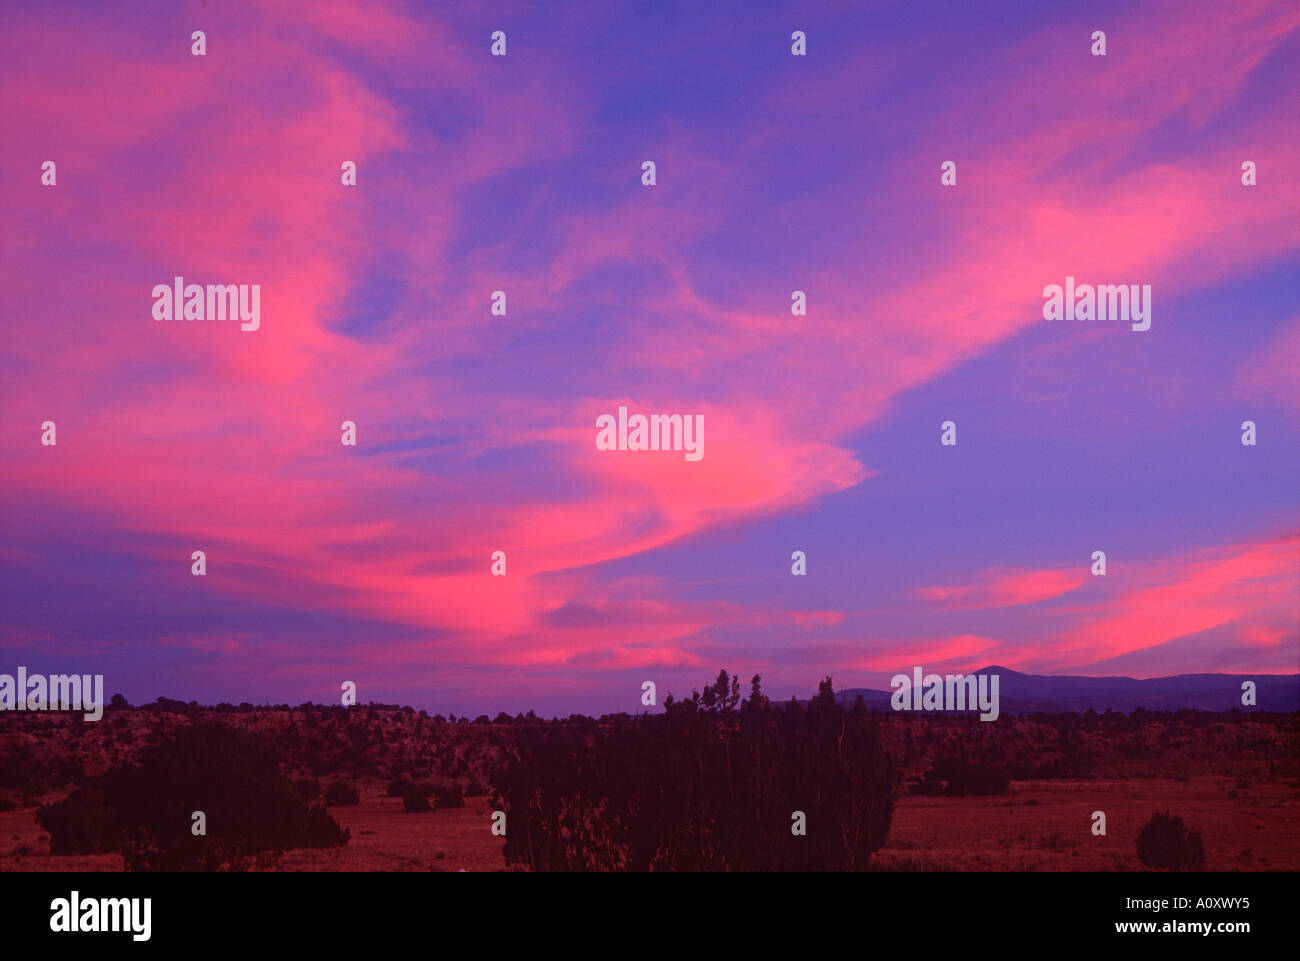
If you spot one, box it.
[1,0,1297,716]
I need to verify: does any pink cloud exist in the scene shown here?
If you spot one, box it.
[1,0,1294,699]
[1237,317,1300,413]
[845,635,1006,675]
[1043,534,1299,670]
[915,567,1088,610]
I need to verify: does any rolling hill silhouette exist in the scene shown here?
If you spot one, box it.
[837,666,1299,714]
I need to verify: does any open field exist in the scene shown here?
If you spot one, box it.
[873,776,1300,871]
[5,775,1296,872]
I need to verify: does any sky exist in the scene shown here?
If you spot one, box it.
[1,0,1297,717]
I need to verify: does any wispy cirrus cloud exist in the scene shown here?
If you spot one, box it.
[0,0,1295,713]
[915,567,1089,611]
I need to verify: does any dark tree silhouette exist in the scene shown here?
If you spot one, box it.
[1136,811,1206,871]
[37,721,348,870]
[492,673,898,871]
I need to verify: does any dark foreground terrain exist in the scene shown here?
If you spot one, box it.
[2,676,1297,871]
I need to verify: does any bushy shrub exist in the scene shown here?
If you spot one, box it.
[306,805,351,846]
[34,787,114,855]
[324,779,360,807]
[401,792,431,813]
[385,777,433,812]
[433,782,465,808]
[386,777,418,799]
[36,721,349,870]
[1137,811,1205,871]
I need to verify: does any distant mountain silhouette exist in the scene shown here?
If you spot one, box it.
[837,666,1299,714]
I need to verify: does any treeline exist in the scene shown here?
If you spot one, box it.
[101,695,540,724]
[491,672,899,871]
[72,694,1300,730]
